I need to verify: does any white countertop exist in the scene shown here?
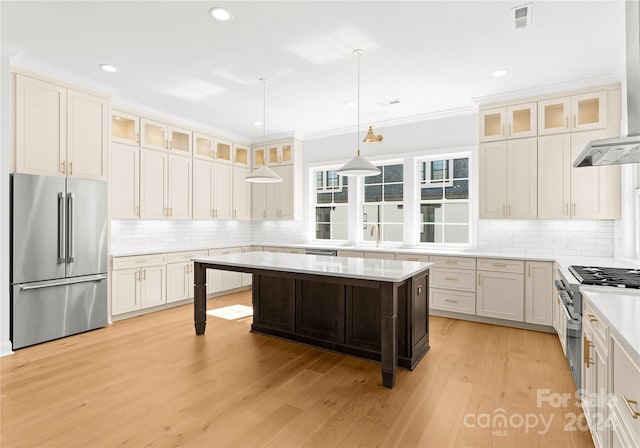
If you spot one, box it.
[192,252,432,282]
[580,286,640,361]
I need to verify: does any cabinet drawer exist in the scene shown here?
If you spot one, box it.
[431,288,475,315]
[396,254,430,262]
[477,258,524,273]
[584,303,608,346]
[166,250,208,264]
[112,253,166,270]
[209,247,241,256]
[284,248,305,254]
[430,268,476,292]
[429,256,476,270]
[364,252,396,260]
[611,336,640,442]
[262,246,283,253]
[337,250,365,258]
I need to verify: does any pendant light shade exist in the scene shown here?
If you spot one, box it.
[337,49,380,177]
[246,78,282,184]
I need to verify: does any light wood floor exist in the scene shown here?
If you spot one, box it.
[1,291,593,448]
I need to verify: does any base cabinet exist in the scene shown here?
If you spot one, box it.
[111,254,167,315]
[476,259,524,322]
[525,261,553,325]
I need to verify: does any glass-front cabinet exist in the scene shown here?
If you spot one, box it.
[254,142,294,167]
[140,118,192,155]
[194,132,215,160]
[111,110,139,146]
[215,139,232,163]
[480,103,536,142]
[169,126,192,155]
[538,91,607,135]
[234,144,249,166]
[253,146,266,168]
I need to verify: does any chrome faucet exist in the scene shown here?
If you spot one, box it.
[370,224,380,248]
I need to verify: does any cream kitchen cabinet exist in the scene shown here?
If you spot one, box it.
[15,73,108,181]
[252,146,266,168]
[524,261,553,326]
[140,118,192,156]
[111,110,139,146]
[109,142,140,219]
[395,254,430,262]
[214,139,233,164]
[267,142,294,166]
[206,248,242,295]
[609,336,640,448]
[336,250,364,258]
[166,250,208,303]
[538,91,607,135]
[479,137,537,219]
[234,144,250,166]
[429,255,476,315]
[364,252,396,260]
[140,150,192,219]
[193,133,215,160]
[251,182,268,220]
[193,159,232,220]
[476,259,524,322]
[265,165,294,219]
[479,102,537,142]
[232,166,251,220]
[111,254,167,315]
[538,130,620,219]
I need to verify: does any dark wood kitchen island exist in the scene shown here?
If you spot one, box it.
[192,251,432,388]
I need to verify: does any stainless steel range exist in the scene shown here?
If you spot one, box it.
[556,265,640,389]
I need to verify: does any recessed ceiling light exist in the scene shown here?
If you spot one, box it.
[100,64,118,73]
[345,101,357,107]
[253,121,263,126]
[209,7,233,21]
[493,69,508,77]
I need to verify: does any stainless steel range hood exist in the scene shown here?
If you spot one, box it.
[574,0,640,167]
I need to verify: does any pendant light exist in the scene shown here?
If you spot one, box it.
[337,49,381,177]
[246,78,282,183]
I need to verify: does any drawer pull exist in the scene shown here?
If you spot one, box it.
[622,395,640,419]
[583,336,594,368]
[136,259,147,263]
[492,263,507,268]
[586,313,598,323]
[445,260,458,264]
[444,299,458,304]
[444,277,459,281]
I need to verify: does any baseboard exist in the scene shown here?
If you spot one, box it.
[0,340,14,357]
[430,309,556,334]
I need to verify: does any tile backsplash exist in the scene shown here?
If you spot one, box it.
[477,219,614,257]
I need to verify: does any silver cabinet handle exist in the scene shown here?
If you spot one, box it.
[20,274,107,290]
[67,193,74,262]
[58,192,66,264]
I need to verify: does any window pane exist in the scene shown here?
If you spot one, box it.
[382,203,404,223]
[453,158,468,179]
[445,179,468,200]
[315,223,331,240]
[444,225,469,243]
[430,160,448,181]
[316,172,323,189]
[443,203,469,223]
[317,192,332,204]
[334,186,348,203]
[381,224,403,242]
[364,168,382,184]
[421,203,443,224]
[421,186,443,201]
[383,164,403,183]
[383,183,403,202]
[363,203,381,224]
[327,170,339,188]
[419,223,442,243]
[365,184,382,202]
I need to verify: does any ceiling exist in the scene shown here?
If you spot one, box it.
[1,1,627,142]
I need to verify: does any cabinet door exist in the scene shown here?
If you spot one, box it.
[477,271,524,321]
[15,75,67,177]
[140,118,168,151]
[109,143,139,219]
[506,138,537,218]
[140,149,168,219]
[525,262,552,326]
[213,162,232,219]
[582,328,608,448]
[168,154,192,219]
[571,130,606,219]
[112,268,140,315]
[538,134,572,219]
[194,133,214,160]
[140,265,166,308]
[206,249,224,295]
[280,143,294,165]
[233,166,251,220]
[220,248,242,290]
[187,262,196,298]
[252,147,266,168]
[275,165,294,219]
[571,91,607,132]
[267,143,280,166]
[234,144,249,166]
[265,182,281,220]
[252,183,267,220]
[215,139,233,163]
[111,110,139,146]
[67,89,108,181]
[166,262,189,303]
[479,107,506,142]
[506,102,537,139]
[168,126,192,156]
[479,141,507,218]
[193,159,214,220]
[538,97,570,135]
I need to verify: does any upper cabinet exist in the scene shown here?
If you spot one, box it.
[140,118,192,155]
[15,73,109,181]
[215,139,233,164]
[253,140,295,167]
[111,110,139,146]
[538,91,607,135]
[479,102,537,142]
[234,144,250,166]
[193,133,215,160]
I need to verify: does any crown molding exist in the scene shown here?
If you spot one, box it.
[250,130,299,145]
[303,106,477,141]
[471,75,621,107]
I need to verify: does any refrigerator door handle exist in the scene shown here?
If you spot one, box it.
[67,193,74,263]
[58,192,66,264]
[20,274,107,290]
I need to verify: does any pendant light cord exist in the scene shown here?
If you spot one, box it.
[260,77,267,145]
[355,49,362,156]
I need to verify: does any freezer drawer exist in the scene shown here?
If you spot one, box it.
[12,274,108,349]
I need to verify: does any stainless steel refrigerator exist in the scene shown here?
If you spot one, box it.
[10,173,108,349]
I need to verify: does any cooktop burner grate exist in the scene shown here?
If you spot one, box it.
[569,265,640,288]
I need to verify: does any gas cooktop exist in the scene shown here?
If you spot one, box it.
[569,265,640,288]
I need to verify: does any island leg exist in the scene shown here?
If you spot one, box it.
[194,262,207,335]
[380,282,398,388]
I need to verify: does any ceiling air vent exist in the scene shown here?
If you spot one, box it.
[377,99,400,107]
[512,3,532,29]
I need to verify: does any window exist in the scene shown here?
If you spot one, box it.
[314,169,348,240]
[419,157,470,244]
[363,163,404,243]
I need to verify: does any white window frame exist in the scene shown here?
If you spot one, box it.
[316,169,344,193]
[310,166,349,243]
[420,159,454,187]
